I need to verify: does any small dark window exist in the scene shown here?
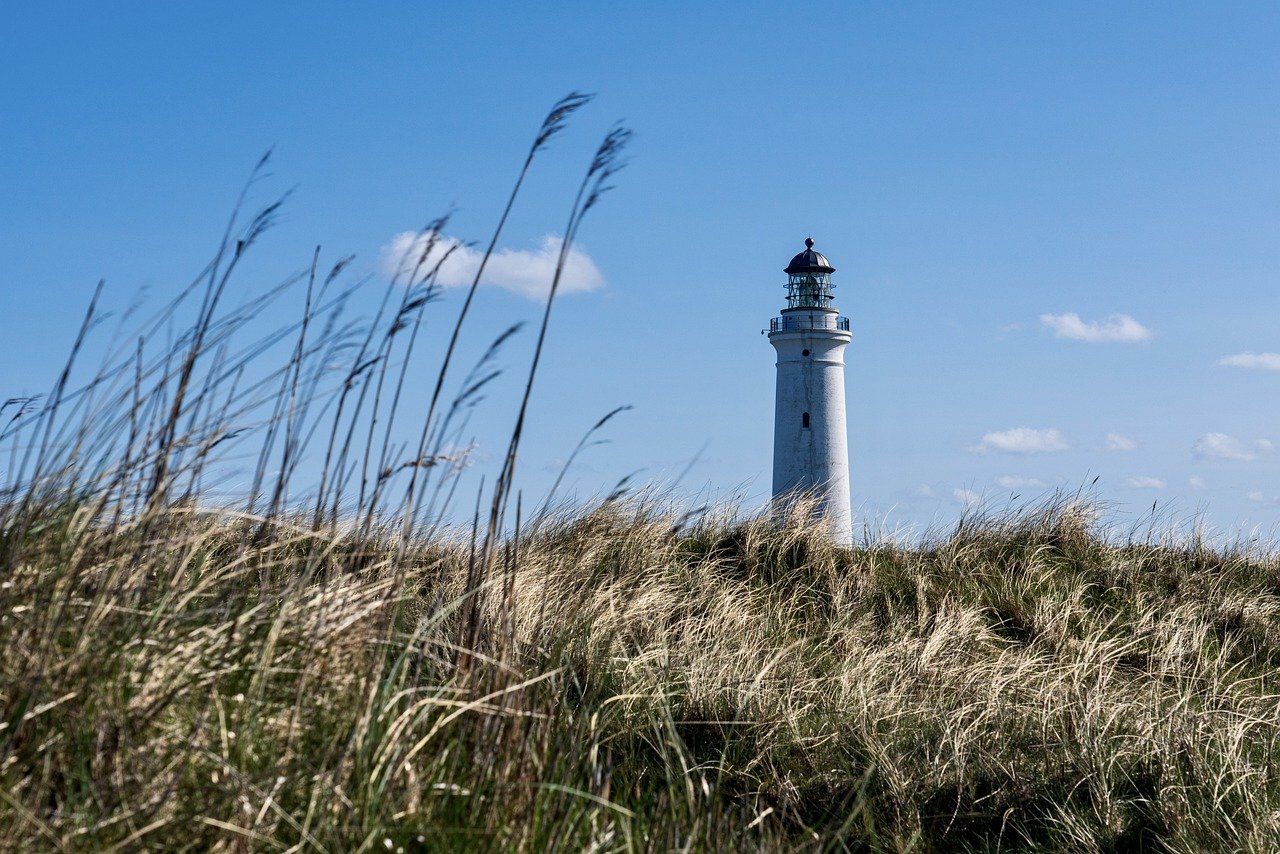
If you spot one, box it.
[802,349,810,356]
[802,412,810,429]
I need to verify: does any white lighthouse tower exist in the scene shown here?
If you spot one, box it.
[768,238,854,545]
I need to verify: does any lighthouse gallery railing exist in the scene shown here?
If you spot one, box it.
[768,315,851,334]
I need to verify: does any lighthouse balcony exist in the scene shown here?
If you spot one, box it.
[769,314,851,334]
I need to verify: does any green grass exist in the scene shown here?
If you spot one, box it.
[3,497,1280,850]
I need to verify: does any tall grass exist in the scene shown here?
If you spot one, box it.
[3,99,1280,851]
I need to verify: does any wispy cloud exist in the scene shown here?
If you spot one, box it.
[1193,433,1274,462]
[994,475,1045,489]
[906,484,937,499]
[1219,352,1280,371]
[1125,476,1166,489]
[1040,313,1152,343]
[970,427,1069,455]
[953,488,982,508]
[1247,490,1279,506]
[381,233,604,301]
[1188,476,1207,489]
[1105,433,1137,452]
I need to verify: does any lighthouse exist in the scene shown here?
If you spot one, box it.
[768,238,854,545]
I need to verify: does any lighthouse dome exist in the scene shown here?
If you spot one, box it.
[784,237,835,275]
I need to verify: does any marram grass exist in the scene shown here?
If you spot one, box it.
[3,496,1280,851]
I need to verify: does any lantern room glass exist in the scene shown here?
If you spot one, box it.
[784,272,835,309]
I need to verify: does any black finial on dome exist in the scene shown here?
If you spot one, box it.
[784,237,835,275]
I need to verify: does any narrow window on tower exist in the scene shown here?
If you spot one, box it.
[802,412,810,429]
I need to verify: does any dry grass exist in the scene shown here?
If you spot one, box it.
[3,497,1280,850]
[3,95,1280,851]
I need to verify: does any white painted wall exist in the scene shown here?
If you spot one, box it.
[769,312,853,545]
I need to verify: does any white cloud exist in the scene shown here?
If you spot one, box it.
[1188,476,1207,489]
[953,488,982,508]
[1125,476,1166,489]
[970,427,1069,455]
[1246,490,1278,506]
[1040,313,1152,343]
[994,475,1045,489]
[1105,433,1137,452]
[381,232,604,301]
[1193,433,1274,462]
[1219,352,1280,371]
[907,484,937,499]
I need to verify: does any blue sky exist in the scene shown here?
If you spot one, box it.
[4,2,1280,536]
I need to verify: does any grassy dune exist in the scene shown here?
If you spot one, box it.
[4,95,1280,850]
[3,497,1280,850]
